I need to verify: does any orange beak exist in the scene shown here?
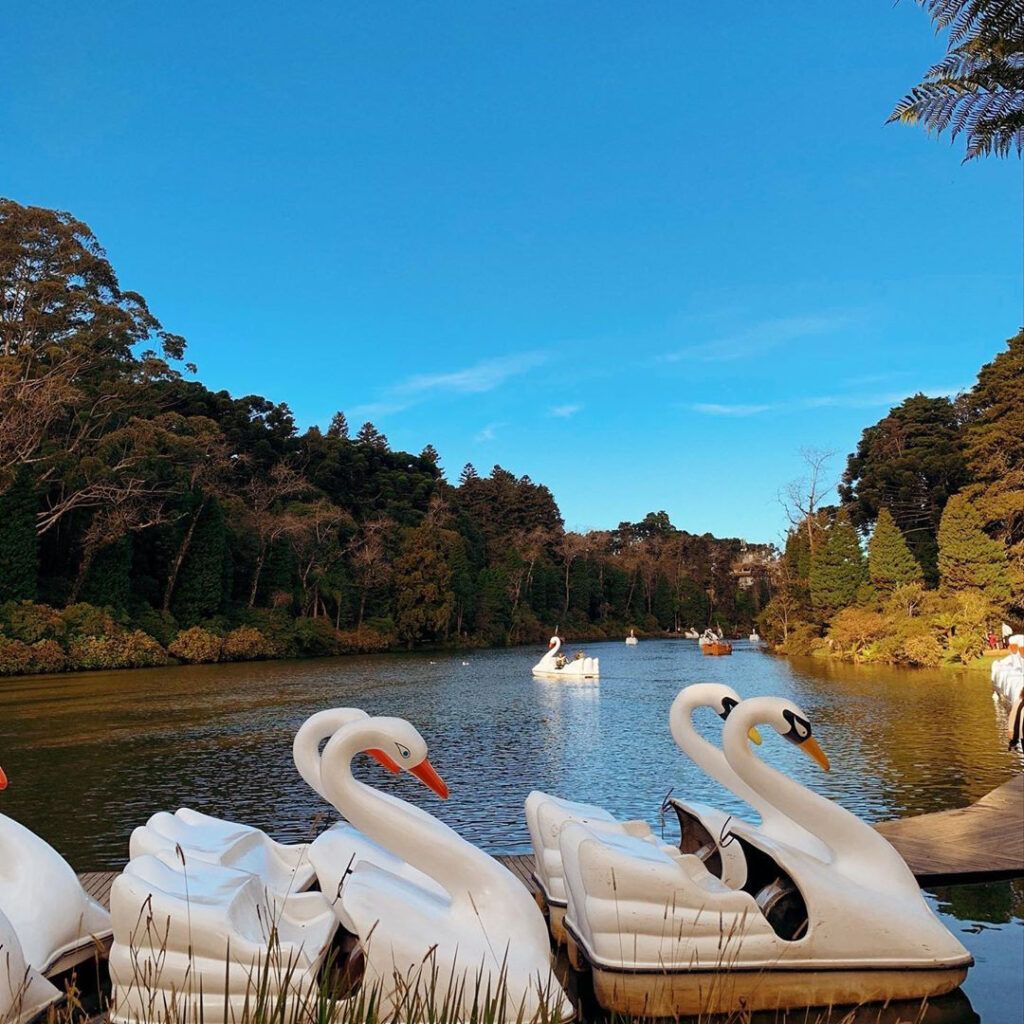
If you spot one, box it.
[410,758,449,799]
[0,766,7,791]
[367,748,401,774]
[800,737,831,772]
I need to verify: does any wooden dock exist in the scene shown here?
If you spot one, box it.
[874,773,1023,884]
[75,775,1024,905]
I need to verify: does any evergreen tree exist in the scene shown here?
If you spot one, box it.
[356,421,389,450]
[327,411,349,439]
[868,507,924,593]
[810,511,866,614]
[459,463,479,485]
[81,537,132,609]
[393,523,457,645]
[962,330,1024,611]
[173,500,229,624]
[840,394,967,583]
[937,494,1012,606]
[0,467,38,602]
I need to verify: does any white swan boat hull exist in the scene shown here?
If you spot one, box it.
[0,812,112,976]
[108,853,338,1024]
[524,791,654,941]
[0,907,61,1024]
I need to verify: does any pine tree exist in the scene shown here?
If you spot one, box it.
[868,507,924,593]
[393,523,456,645]
[173,500,228,624]
[327,411,349,439]
[459,463,479,485]
[810,511,866,613]
[937,494,1012,606]
[81,537,132,609]
[419,444,441,472]
[356,421,388,450]
[0,467,38,602]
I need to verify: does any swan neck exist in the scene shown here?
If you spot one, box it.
[319,727,504,903]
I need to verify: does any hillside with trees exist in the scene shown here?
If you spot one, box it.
[0,198,768,675]
[761,331,1024,666]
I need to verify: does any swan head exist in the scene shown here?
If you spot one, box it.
[548,636,559,649]
[762,699,831,771]
[341,716,450,799]
[670,684,762,744]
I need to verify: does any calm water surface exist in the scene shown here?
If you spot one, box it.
[0,640,1021,1022]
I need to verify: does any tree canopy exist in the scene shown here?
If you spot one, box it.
[890,1,1024,159]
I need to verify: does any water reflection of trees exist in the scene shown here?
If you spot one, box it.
[786,657,1018,819]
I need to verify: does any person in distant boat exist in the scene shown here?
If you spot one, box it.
[555,653,566,670]
[573,650,584,661]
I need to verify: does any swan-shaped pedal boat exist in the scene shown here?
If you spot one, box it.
[0,766,112,978]
[625,629,639,646]
[108,851,338,1024]
[0,904,61,1024]
[992,634,1023,706]
[663,684,829,890]
[532,635,598,679]
[558,696,971,1016]
[312,715,572,1022]
[130,708,437,900]
[526,684,776,939]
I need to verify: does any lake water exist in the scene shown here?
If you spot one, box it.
[0,640,1021,1022]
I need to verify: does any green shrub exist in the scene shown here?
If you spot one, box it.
[131,606,180,647]
[168,626,223,663]
[828,607,889,661]
[61,603,120,638]
[0,636,32,675]
[221,626,276,661]
[67,631,170,670]
[901,632,945,667]
[28,639,67,673]
[336,627,393,654]
[292,617,341,657]
[778,622,820,656]
[0,601,65,643]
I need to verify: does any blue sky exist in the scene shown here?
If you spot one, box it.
[2,2,1020,543]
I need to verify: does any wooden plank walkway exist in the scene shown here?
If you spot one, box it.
[874,773,1023,884]
[76,777,1024,905]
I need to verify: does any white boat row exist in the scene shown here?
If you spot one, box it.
[992,634,1024,752]
[0,683,982,1022]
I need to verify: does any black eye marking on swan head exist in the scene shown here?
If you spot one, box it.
[781,708,812,744]
[719,696,739,721]
[395,742,411,760]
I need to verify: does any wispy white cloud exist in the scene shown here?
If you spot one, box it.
[474,421,503,442]
[692,402,777,417]
[690,384,965,418]
[549,403,582,418]
[351,352,548,418]
[663,313,852,364]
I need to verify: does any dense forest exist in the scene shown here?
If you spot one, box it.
[0,198,769,674]
[760,330,1024,666]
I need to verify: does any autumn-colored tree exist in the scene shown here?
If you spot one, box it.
[243,463,309,607]
[348,517,395,627]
